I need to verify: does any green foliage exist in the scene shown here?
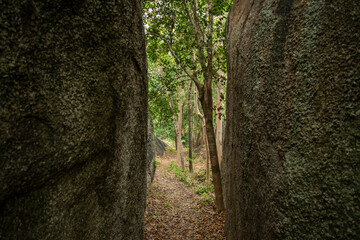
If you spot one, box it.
[154,121,175,140]
[185,156,193,163]
[148,61,175,140]
[213,0,233,15]
[168,161,195,186]
[194,170,206,182]
[167,160,216,205]
[144,0,231,75]
[181,133,188,145]
[144,0,232,147]
[155,160,160,168]
[199,192,214,205]
[196,185,215,204]
[196,185,214,195]
[166,146,175,152]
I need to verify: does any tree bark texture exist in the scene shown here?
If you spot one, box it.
[167,88,185,170]
[204,127,211,182]
[188,81,193,172]
[195,128,203,148]
[176,88,185,170]
[0,1,148,239]
[215,81,224,168]
[224,0,360,239]
[194,87,210,181]
[199,74,225,211]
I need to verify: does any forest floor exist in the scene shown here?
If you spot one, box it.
[144,149,225,240]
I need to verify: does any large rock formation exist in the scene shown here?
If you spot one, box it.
[0,1,148,239]
[147,119,156,189]
[223,0,359,239]
[155,138,170,156]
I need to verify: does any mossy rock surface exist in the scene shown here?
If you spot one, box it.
[0,1,148,239]
[223,0,360,239]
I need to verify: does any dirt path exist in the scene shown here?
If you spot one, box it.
[144,151,225,240]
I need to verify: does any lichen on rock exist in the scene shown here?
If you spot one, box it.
[223,0,360,239]
[0,1,149,239]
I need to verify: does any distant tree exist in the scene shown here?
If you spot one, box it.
[187,81,194,172]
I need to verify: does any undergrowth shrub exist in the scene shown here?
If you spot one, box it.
[168,161,194,186]
[194,170,206,182]
[168,161,215,205]
[196,185,214,204]
[166,146,175,152]
[196,185,213,195]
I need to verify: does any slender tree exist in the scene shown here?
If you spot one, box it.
[215,72,225,168]
[194,87,210,181]
[187,81,193,172]
[159,64,186,169]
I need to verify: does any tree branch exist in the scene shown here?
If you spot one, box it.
[148,31,202,90]
[206,0,214,77]
[181,0,207,71]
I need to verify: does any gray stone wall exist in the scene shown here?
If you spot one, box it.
[223,0,359,239]
[0,1,148,239]
[147,119,156,189]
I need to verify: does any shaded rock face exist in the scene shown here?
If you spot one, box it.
[0,0,148,239]
[155,138,170,156]
[223,0,359,239]
[147,119,156,189]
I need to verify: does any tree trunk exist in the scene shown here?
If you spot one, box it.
[194,87,210,180]
[204,127,210,181]
[188,81,193,172]
[195,128,202,148]
[198,74,225,211]
[161,64,185,169]
[167,88,185,170]
[174,126,178,150]
[176,88,185,170]
[215,80,223,168]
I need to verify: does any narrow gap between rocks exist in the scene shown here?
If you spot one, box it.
[144,147,225,240]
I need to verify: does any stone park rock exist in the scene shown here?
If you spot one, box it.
[223,0,360,239]
[0,1,149,239]
[155,138,170,156]
[193,145,204,154]
[147,119,156,189]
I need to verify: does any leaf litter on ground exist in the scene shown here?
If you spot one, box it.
[144,149,225,240]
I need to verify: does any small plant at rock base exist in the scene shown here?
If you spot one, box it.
[194,170,206,182]
[196,186,207,195]
[196,185,214,195]
[166,146,175,152]
[196,184,214,204]
[185,156,193,163]
[199,192,214,205]
[168,161,195,186]
[180,175,195,186]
